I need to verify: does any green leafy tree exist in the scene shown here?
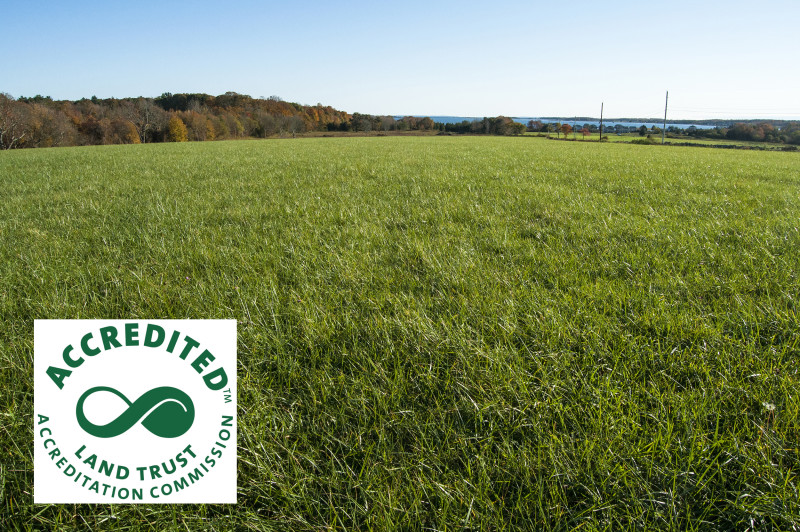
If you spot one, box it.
[507,122,526,135]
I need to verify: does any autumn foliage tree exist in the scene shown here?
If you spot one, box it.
[166,115,188,142]
[181,111,208,141]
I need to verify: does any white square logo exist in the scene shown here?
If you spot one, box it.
[34,320,237,503]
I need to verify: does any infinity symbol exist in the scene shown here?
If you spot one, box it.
[76,386,195,438]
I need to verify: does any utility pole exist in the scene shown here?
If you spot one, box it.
[662,90,668,144]
[599,102,604,142]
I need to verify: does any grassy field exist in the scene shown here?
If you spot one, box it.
[1,136,799,530]
[529,131,793,150]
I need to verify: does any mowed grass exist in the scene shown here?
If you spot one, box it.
[1,136,799,530]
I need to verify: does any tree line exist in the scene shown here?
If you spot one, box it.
[6,91,795,149]
[685,122,800,144]
[525,119,800,145]
[0,92,456,149]
[442,117,526,135]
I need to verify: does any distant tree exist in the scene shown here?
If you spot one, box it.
[417,117,435,130]
[580,127,590,139]
[166,115,188,142]
[560,123,572,138]
[288,115,306,137]
[380,116,395,132]
[398,116,420,130]
[156,92,209,112]
[480,116,516,135]
[526,120,543,132]
[215,92,249,109]
[243,116,260,137]
[182,111,208,141]
[77,115,105,145]
[18,94,53,104]
[761,123,777,142]
[507,122,526,135]
[726,123,758,141]
[638,125,648,136]
[123,98,165,143]
[0,93,28,149]
[214,116,230,138]
[223,114,244,138]
[443,120,471,134]
[108,119,140,144]
[187,99,203,113]
[350,113,378,133]
[24,103,78,147]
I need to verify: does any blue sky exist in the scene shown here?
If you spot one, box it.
[2,1,798,119]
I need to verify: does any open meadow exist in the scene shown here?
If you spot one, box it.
[528,132,795,150]
[1,136,799,529]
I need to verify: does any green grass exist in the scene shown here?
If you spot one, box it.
[1,137,799,530]
[661,137,792,149]
[548,131,791,149]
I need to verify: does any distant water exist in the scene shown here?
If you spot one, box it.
[516,118,718,130]
[396,116,718,130]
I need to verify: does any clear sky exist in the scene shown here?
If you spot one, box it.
[2,1,798,119]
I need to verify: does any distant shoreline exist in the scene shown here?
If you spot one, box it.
[395,116,799,128]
